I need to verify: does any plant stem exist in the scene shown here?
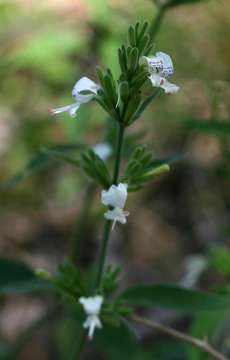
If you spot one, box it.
[95,123,125,289]
[149,6,165,40]
[69,183,96,264]
[132,314,229,360]
[95,219,112,289]
[70,332,87,360]
[112,123,125,184]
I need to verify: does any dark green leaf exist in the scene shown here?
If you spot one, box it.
[166,0,208,7]
[40,147,80,167]
[0,153,50,190]
[128,25,136,47]
[188,311,227,360]
[120,284,230,311]
[184,119,230,135]
[0,258,49,294]
[81,149,111,188]
[128,47,139,72]
[209,247,230,276]
[119,81,129,103]
[134,88,162,120]
[137,21,149,44]
[0,143,84,190]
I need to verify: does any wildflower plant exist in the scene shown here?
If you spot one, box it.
[46,21,181,341]
[1,16,230,360]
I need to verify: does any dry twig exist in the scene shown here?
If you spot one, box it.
[132,314,229,360]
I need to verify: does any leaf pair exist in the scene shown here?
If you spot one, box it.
[81,149,111,188]
[123,145,170,190]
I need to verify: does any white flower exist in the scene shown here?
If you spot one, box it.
[104,207,129,229]
[49,77,100,118]
[101,183,128,209]
[101,183,129,229]
[93,143,112,161]
[79,295,103,340]
[140,52,180,94]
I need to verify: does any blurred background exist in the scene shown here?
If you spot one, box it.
[0,0,230,359]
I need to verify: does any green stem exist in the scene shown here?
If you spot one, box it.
[70,332,87,360]
[95,123,125,289]
[149,6,165,40]
[72,123,125,358]
[69,183,96,264]
[112,123,125,184]
[95,219,112,289]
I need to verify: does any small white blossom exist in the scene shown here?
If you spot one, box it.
[101,183,129,229]
[79,295,103,340]
[101,183,128,209]
[104,207,129,229]
[49,77,100,118]
[93,142,112,161]
[140,52,180,94]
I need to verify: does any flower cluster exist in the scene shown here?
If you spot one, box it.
[101,183,129,230]
[79,295,104,340]
[49,52,179,119]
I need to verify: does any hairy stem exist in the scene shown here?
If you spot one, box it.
[132,314,229,360]
[95,123,125,289]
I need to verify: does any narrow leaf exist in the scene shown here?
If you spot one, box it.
[120,284,230,311]
[0,258,50,294]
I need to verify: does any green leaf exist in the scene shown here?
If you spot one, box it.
[120,284,230,311]
[134,88,163,120]
[0,152,50,190]
[184,119,230,135]
[124,94,142,125]
[0,258,49,294]
[128,47,139,72]
[119,81,129,103]
[95,322,138,360]
[166,0,208,8]
[128,25,136,47]
[0,143,84,190]
[123,145,174,189]
[101,265,121,296]
[50,260,88,300]
[188,311,227,360]
[81,149,111,188]
[40,147,80,167]
[209,247,230,276]
[137,21,149,45]
[103,72,117,105]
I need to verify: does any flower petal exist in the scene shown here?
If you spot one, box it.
[93,143,112,161]
[101,183,128,208]
[155,52,174,77]
[72,76,100,103]
[79,296,103,315]
[140,52,174,78]
[104,207,129,228]
[149,74,179,94]
[160,79,180,94]
[148,73,165,87]
[49,103,80,117]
